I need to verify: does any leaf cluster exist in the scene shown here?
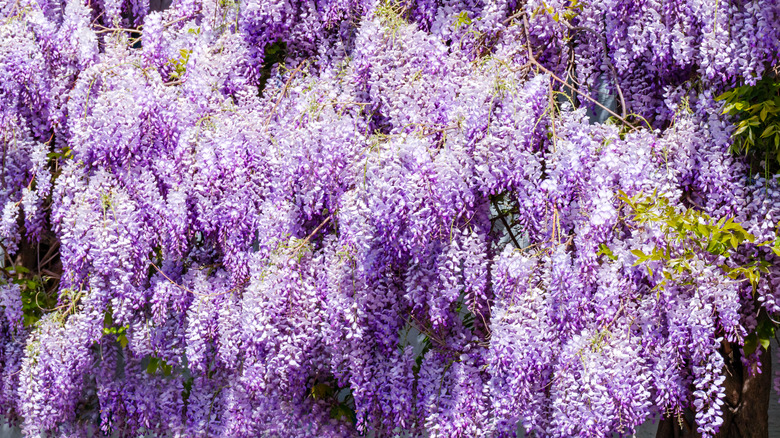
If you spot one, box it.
[375,0,410,39]
[532,0,584,23]
[308,380,357,425]
[1,265,59,327]
[102,311,129,349]
[717,76,780,173]
[743,316,775,357]
[619,190,780,351]
[167,48,192,80]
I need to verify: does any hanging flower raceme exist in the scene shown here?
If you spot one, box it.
[0,0,779,437]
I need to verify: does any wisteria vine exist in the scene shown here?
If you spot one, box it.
[1,0,780,436]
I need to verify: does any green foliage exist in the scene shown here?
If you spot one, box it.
[532,0,584,23]
[257,39,288,97]
[717,76,780,173]
[619,191,765,287]
[210,0,240,35]
[619,190,780,350]
[145,356,173,376]
[620,191,756,254]
[102,311,129,348]
[376,0,417,44]
[307,380,357,425]
[167,49,192,80]
[743,316,776,356]
[330,398,357,424]
[453,11,472,30]
[263,40,286,60]
[596,243,617,261]
[2,265,58,327]
[376,0,409,31]
[46,146,73,161]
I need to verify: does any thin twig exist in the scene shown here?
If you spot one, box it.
[0,241,15,268]
[90,10,105,26]
[2,129,7,190]
[600,300,625,332]
[505,11,628,118]
[150,261,203,297]
[548,80,557,153]
[40,269,60,279]
[522,15,637,130]
[93,25,143,34]
[164,15,193,28]
[291,215,332,253]
[503,9,525,24]
[491,199,522,249]
[264,61,310,128]
[562,23,628,119]
[685,194,704,210]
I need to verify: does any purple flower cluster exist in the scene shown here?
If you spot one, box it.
[0,0,779,436]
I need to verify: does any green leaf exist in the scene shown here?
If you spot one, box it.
[650,247,665,261]
[11,265,30,274]
[454,11,472,28]
[117,333,128,349]
[310,383,333,400]
[706,239,724,255]
[329,403,356,423]
[631,249,648,266]
[743,333,758,356]
[147,357,159,374]
[715,90,733,101]
[757,319,776,347]
[597,243,617,260]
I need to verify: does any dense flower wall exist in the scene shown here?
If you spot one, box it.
[1,0,780,436]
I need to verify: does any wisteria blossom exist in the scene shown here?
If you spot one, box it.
[0,0,779,437]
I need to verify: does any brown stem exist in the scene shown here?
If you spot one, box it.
[150,261,201,297]
[522,16,637,130]
[548,80,558,153]
[292,215,332,254]
[264,61,310,128]
[2,129,8,190]
[491,199,522,249]
[38,240,61,269]
[563,23,628,119]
